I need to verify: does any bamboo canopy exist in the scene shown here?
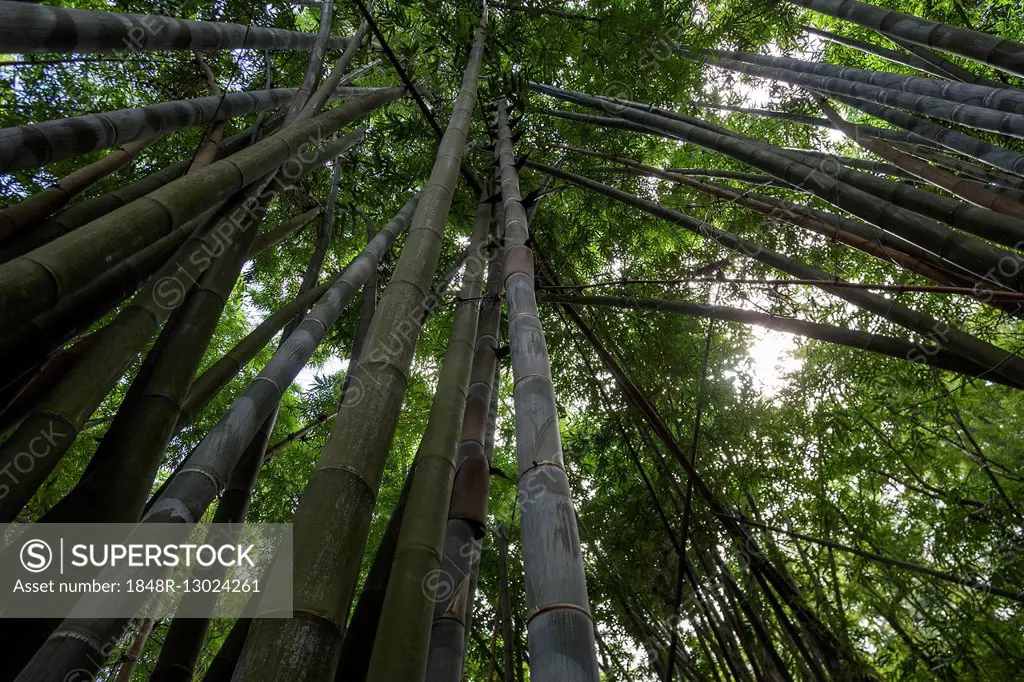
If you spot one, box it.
[2,0,1024,680]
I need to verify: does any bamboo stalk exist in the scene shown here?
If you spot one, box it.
[785,0,1024,79]
[230,8,488,681]
[0,2,354,54]
[495,98,600,681]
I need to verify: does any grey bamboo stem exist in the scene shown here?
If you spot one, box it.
[837,93,1024,177]
[525,158,1024,389]
[801,25,946,78]
[785,0,1024,79]
[496,98,600,682]
[812,94,1024,223]
[0,87,298,172]
[533,84,1024,289]
[542,293,1022,388]
[0,1,353,54]
[702,47,1024,114]
[697,51,1024,139]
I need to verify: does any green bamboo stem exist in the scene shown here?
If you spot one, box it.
[0,116,277,263]
[12,194,419,682]
[0,137,153,239]
[230,10,488,681]
[0,120,380,524]
[365,194,490,682]
[837,93,1024,177]
[0,87,404,325]
[425,202,503,682]
[42,133,362,526]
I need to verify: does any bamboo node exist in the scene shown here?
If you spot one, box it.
[526,601,593,624]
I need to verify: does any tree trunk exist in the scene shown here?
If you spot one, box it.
[0,2,354,54]
[230,12,487,682]
[149,419,275,682]
[883,33,1008,88]
[111,617,158,682]
[784,0,1024,79]
[496,97,600,682]
[285,0,335,122]
[0,201,310,409]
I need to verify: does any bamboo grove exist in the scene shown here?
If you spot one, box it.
[1,0,1023,679]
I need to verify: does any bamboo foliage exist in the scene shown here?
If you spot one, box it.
[13,195,420,682]
[0,87,404,324]
[231,8,488,680]
[0,1,353,54]
[496,97,600,682]
[785,0,1024,79]
[524,160,1024,388]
